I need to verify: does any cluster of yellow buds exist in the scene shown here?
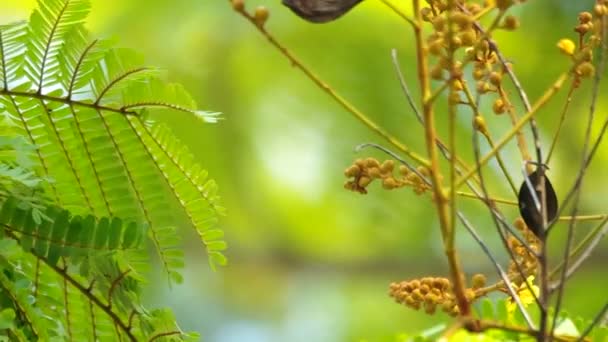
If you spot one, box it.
[558,6,608,81]
[389,274,487,316]
[423,5,476,82]
[468,39,513,115]
[507,217,540,276]
[343,158,431,195]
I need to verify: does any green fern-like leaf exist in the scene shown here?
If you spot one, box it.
[0,196,145,266]
[0,0,226,340]
[0,0,225,279]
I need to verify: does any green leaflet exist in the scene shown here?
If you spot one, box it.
[0,0,225,278]
[0,0,225,339]
[0,196,145,265]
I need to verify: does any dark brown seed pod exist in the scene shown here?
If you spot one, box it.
[518,169,558,238]
[282,0,364,23]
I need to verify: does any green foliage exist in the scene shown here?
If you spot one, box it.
[0,0,225,339]
[393,298,608,342]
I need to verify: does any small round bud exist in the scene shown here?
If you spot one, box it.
[420,284,430,295]
[451,12,472,29]
[503,15,519,30]
[492,98,506,114]
[450,36,462,48]
[460,30,477,46]
[472,68,485,80]
[254,6,269,27]
[231,0,245,12]
[514,217,527,231]
[579,11,593,23]
[344,165,360,177]
[421,7,433,21]
[411,288,423,300]
[430,65,444,80]
[496,0,513,10]
[476,81,491,94]
[380,160,395,173]
[557,39,576,56]
[366,158,380,167]
[471,273,487,289]
[451,79,463,91]
[473,116,489,135]
[428,39,444,56]
[466,3,482,15]
[431,16,446,31]
[575,23,591,35]
[368,167,382,178]
[489,72,502,86]
[358,176,372,187]
[382,177,398,190]
[576,62,595,78]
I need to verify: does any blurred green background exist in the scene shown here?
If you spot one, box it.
[1,0,606,341]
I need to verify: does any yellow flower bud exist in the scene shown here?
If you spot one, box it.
[254,6,269,27]
[471,273,487,289]
[557,39,576,56]
[576,62,595,78]
[231,0,245,12]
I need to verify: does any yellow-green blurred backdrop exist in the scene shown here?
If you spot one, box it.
[0,0,606,341]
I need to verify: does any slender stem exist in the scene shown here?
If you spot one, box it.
[498,87,532,163]
[414,0,469,316]
[461,80,518,195]
[379,0,416,27]
[391,50,480,185]
[454,72,569,190]
[230,3,430,167]
[545,81,577,164]
[0,89,139,116]
[558,215,607,222]
[552,14,608,338]
[550,217,608,291]
[456,191,517,205]
[458,212,534,328]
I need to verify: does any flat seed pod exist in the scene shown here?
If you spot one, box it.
[518,169,558,238]
[282,0,365,23]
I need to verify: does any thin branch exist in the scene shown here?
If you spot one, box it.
[390,49,479,185]
[545,81,577,164]
[550,217,608,292]
[1,89,139,116]
[552,14,608,336]
[453,72,569,190]
[576,303,608,342]
[5,230,137,341]
[379,0,415,27]
[470,113,542,311]
[458,212,535,329]
[229,2,430,167]
[148,331,182,342]
[94,67,152,105]
[36,0,70,93]
[108,269,131,308]
[67,39,99,98]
